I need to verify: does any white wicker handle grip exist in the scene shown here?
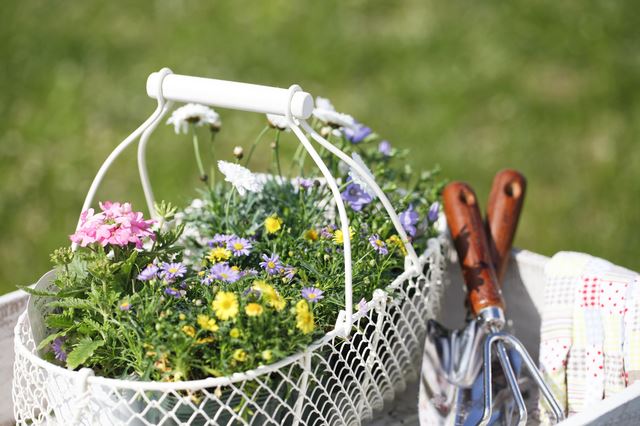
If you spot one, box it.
[146,72,314,119]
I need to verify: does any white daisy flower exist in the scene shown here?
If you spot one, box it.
[348,153,377,197]
[166,103,222,134]
[266,113,292,132]
[312,97,356,129]
[217,160,263,196]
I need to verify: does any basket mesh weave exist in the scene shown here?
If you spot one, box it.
[13,239,447,426]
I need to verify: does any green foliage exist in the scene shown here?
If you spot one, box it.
[32,115,443,382]
[66,337,105,370]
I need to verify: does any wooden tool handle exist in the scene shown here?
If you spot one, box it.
[444,182,504,316]
[485,169,527,284]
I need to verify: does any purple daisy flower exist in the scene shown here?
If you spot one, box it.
[227,237,252,256]
[428,202,440,223]
[161,263,187,281]
[320,225,336,239]
[343,123,372,144]
[296,177,314,190]
[282,266,296,281]
[201,272,215,286]
[209,233,236,247]
[51,337,67,362]
[160,262,187,282]
[210,262,241,283]
[341,180,373,212]
[378,140,392,156]
[118,301,132,311]
[241,268,258,277]
[137,264,159,281]
[260,253,283,275]
[399,204,419,238]
[368,234,389,255]
[164,287,181,298]
[301,287,324,303]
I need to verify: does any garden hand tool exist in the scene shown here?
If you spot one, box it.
[445,181,563,425]
[420,171,527,425]
[463,169,527,425]
[485,169,527,284]
[420,174,564,425]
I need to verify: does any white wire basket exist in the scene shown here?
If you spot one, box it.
[12,69,449,425]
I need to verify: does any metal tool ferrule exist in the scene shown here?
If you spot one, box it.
[478,306,506,331]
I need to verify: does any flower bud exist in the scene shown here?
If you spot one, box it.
[320,126,331,137]
[233,146,244,159]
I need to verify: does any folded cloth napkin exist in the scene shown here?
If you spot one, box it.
[538,252,639,423]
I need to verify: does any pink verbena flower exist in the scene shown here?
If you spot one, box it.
[70,202,155,248]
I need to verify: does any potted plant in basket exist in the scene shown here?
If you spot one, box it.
[20,96,444,425]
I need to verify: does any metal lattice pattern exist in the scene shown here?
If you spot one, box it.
[13,239,447,425]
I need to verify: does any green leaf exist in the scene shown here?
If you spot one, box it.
[48,298,93,310]
[17,285,59,297]
[45,313,74,329]
[36,331,67,351]
[120,250,138,278]
[66,337,105,370]
[76,318,103,335]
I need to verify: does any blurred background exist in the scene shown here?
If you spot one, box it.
[1,0,639,294]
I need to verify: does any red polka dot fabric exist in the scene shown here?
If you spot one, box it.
[538,252,639,424]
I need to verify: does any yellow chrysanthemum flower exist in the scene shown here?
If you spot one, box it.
[182,325,196,338]
[229,328,241,339]
[196,337,214,344]
[269,294,286,311]
[264,215,283,234]
[333,227,354,245]
[252,280,286,311]
[212,291,239,321]
[245,303,264,317]
[233,349,247,362]
[296,308,315,334]
[253,280,275,298]
[295,299,310,314]
[208,247,231,262]
[197,314,219,332]
[386,235,407,255]
[303,229,319,241]
[261,350,273,361]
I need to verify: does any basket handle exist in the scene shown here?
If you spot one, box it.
[146,72,314,119]
[77,69,422,337]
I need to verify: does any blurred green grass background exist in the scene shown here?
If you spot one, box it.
[1,0,639,294]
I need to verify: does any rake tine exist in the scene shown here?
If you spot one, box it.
[503,334,565,423]
[494,337,527,426]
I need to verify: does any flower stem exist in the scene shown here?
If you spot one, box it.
[224,190,235,231]
[245,126,270,166]
[273,130,283,178]
[289,143,304,179]
[209,131,217,188]
[191,125,208,185]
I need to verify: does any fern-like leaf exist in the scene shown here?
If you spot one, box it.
[45,313,74,329]
[66,337,105,369]
[48,298,93,310]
